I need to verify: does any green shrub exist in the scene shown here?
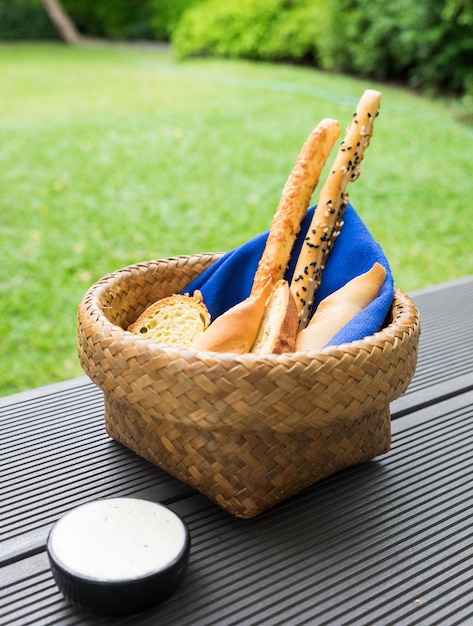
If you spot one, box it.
[329,0,473,94]
[149,0,204,41]
[61,0,203,41]
[173,0,472,95]
[422,0,473,94]
[61,0,154,40]
[1,0,203,42]
[257,1,331,64]
[0,0,58,40]
[172,0,329,64]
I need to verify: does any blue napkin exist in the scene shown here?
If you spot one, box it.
[183,203,394,348]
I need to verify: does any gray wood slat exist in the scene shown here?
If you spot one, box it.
[1,277,472,566]
[393,276,473,413]
[2,390,473,626]
[0,380,194,565]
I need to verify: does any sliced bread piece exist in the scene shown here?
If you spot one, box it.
[128,291,210,349]
[250,280,299,354]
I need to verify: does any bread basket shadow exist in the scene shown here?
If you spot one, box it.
[77,253,420,518]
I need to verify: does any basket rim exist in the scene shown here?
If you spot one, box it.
[79,254,417,366]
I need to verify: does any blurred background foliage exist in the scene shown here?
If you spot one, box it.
[1,0,472,396]
[1,0,472,102]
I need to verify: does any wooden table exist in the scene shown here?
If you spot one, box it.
[2,277,473,626]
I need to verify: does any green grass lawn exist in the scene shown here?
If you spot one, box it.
[1,42,472,397]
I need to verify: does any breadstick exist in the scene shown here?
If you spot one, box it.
[295,262,386,352]
[290,89,382,328]
[251,118,340,295]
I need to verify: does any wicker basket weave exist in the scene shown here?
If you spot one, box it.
[78,253,420,518]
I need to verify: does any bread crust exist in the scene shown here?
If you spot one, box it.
[191,281,272,354]
[290,90,382,328]
[250,280,299,354]
[251,118,340,295]
[295,262,386,352]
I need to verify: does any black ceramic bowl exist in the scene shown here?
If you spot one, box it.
[47,497,190,616]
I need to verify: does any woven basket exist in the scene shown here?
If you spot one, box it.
[78,253,420,518]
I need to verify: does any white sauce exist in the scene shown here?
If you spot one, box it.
[49,498,187,581]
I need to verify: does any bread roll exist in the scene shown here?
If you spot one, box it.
[251,118,340,295]
[295,262,386,352]
[290,90,382,328]
[250,280,299,354]
[191,281,272,354]
[128,291,210,348]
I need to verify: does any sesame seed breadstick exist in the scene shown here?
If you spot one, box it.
[290,89,382,328]
[251,118,340,295]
